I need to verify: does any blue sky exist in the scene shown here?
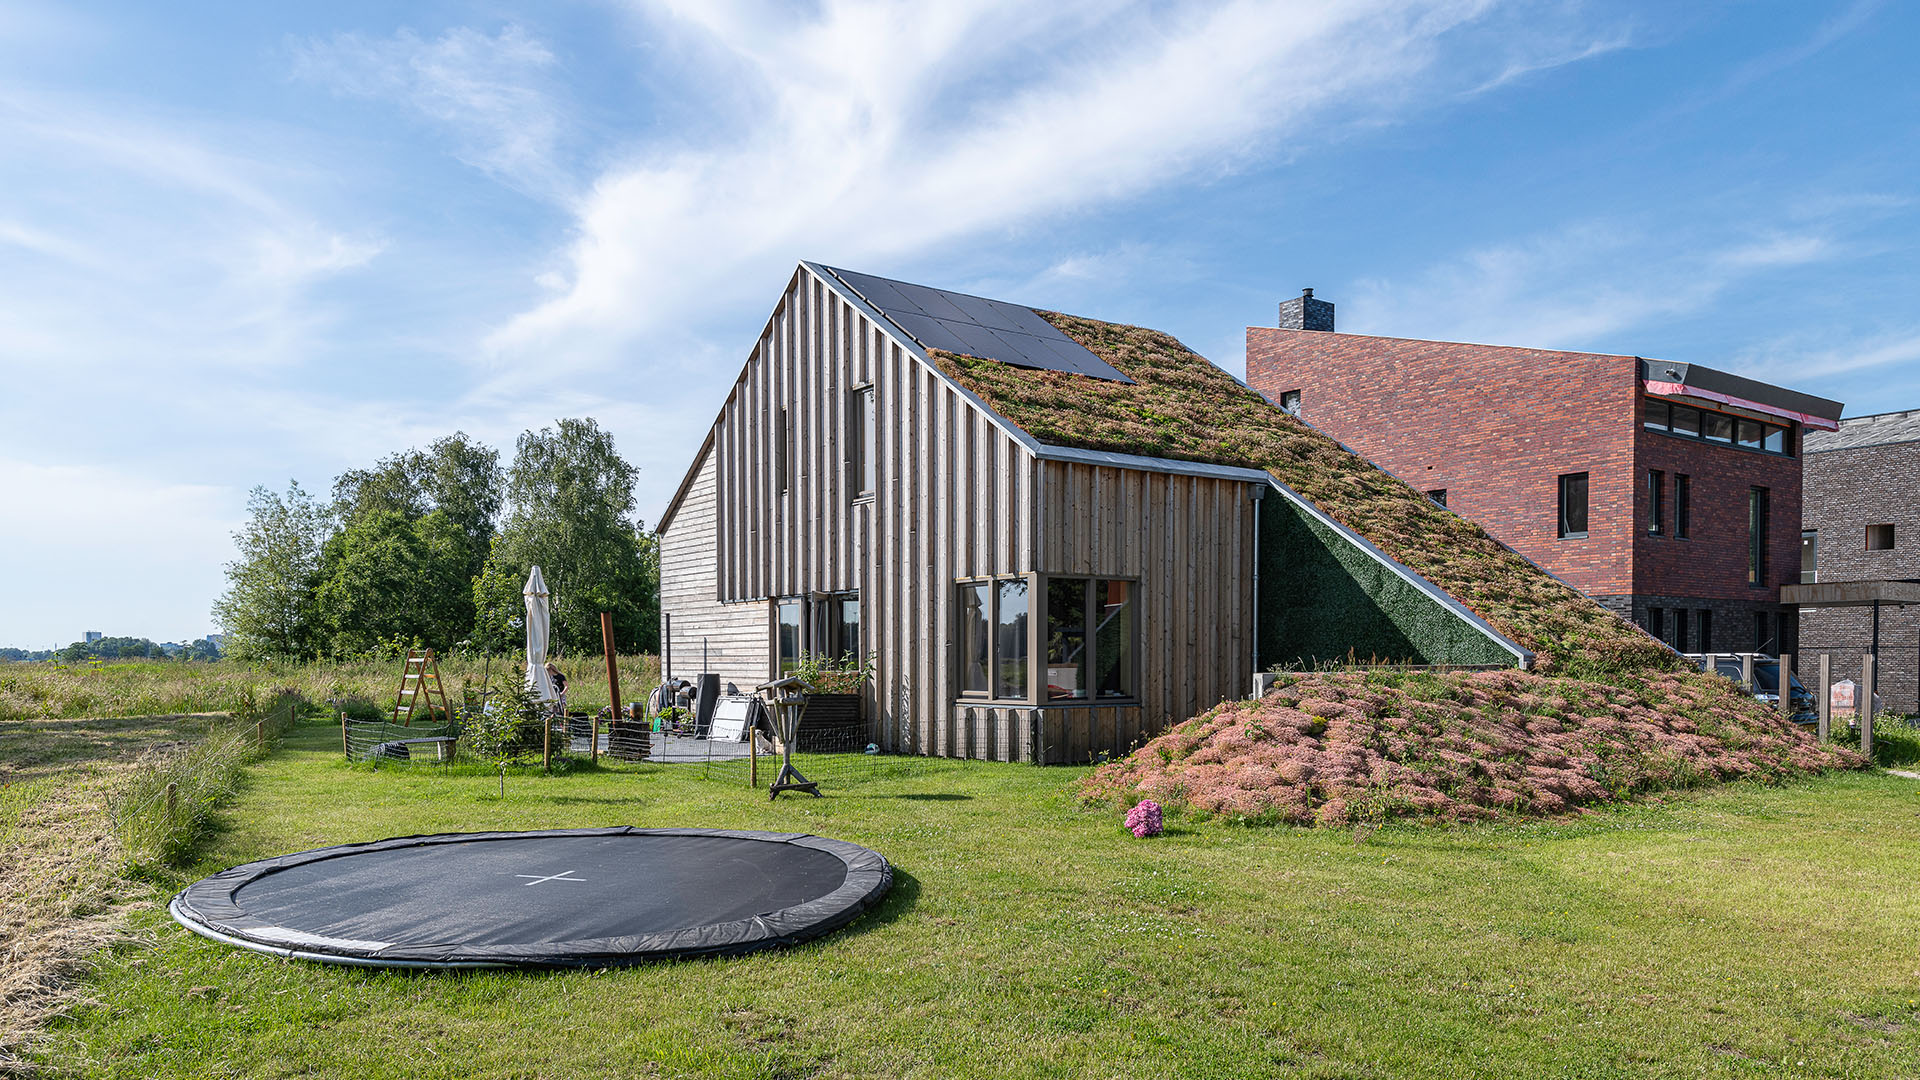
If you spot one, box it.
[2,0,1916,649]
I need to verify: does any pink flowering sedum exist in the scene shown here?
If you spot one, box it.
[1080,668,1862,826]
[1125,799,1164,838]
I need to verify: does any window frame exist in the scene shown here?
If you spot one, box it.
[953,572,1139,706]
[1747,486,1770,587]
[1647,469,1665,535]
[1642,395,1796,457]
[1867,523,1896,551]
[1674,474,1691,539]
[1040,574,1139,704]
[1557,472,1589,539]
[849,384,876,500]
[1278,389,1302,416]
[1801,529,1818,583]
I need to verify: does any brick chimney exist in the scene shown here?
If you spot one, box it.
[1278,288,1334,332]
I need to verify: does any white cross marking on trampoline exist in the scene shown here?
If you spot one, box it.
[515,870,585,886]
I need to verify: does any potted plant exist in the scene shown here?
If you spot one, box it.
[790,654,873,751]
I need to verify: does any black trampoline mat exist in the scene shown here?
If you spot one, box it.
[170,828,892,968]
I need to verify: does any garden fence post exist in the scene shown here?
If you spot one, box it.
[1861,653,1876,758]
[341,711,350,758]
[1778,653,1792,719]
[1740,653,1754,691]
[164,781,177,819]
[1817,653,1831,741]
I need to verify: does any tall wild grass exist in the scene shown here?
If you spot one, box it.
[0,653,662,723]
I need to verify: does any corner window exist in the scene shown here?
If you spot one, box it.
[1647,470,1664,535]
[1801,529,1818,583]
[1748,487,1769,585]
[1044,577,1135,701]
[1557,473,1589,539]
[1675,475,1691,539]
[959,577,1032,701]
[1671,406,1702,437]
[1867,523,1895,551]
[1641,398,1669,430]
[1648,396,1793,456]
[1279,389,1301,415]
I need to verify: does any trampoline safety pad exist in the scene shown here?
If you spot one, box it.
[169,827,893,968]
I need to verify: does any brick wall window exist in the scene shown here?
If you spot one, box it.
[1675,608,1691,652]
[1279,389,1301,415]
[1426,489,1447,507]
[1753,611,1773,654]
[1747,486,1770,585]
[1801,529,1818,583]
[1558,472,1589,539]
[1647,470,1665,534]
[1646,606,1664,641]
[1699,609,1713,653]
[1643,398,1795,457]
[1867,523,1896,551]
[1675,474,1691,539]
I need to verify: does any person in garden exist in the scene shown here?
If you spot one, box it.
[545,661,568,712]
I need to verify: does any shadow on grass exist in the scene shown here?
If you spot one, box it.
[834,866,921,942]
[870,792,972,802]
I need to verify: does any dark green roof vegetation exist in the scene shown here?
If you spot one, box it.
[931,312,1676,679]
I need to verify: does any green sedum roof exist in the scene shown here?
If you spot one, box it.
[931,311,1676,678]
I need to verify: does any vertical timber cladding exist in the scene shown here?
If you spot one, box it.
[712,265,1038,757]
[655,441,768,694]
[1033,460,1256,762]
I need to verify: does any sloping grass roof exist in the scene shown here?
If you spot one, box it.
[930,312,1674,678]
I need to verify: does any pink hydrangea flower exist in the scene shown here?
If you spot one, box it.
[1125,799,1163,838]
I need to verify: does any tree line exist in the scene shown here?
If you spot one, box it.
[1,638,222,663]
[213,418,660,662]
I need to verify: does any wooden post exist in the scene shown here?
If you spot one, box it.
[1817,653,1831,741]
[341,711,350,758]
[543,709,552,773]
[164,781,177,818]
[750,730,758,789]
[1740,653,1754,691]
[1862,652,1876,758]
[599,612,621,766]
[1778,653,1792,719]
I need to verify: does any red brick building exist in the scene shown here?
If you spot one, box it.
[1245,292,1843,655]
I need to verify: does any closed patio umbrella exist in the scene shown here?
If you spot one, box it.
[525,565,555,702]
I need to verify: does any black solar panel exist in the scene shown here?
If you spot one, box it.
[822,266,1134,384]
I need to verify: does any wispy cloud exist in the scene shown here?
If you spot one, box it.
[292,25,570,201]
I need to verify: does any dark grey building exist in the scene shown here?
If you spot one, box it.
[1794,409,1920,716]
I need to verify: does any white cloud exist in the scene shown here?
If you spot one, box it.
[483,0,1628,373]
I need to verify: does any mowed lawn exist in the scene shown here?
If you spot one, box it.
[39,718,1920,1080]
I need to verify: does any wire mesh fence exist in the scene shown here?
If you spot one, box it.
[692,723,945,791]
[344,716,461,765]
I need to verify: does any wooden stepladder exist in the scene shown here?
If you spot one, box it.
[392,649,453,727]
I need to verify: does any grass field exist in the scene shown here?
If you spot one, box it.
[0,655,662,724]
[21,713,1920,1079]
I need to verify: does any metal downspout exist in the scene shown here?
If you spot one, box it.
[1251,483,1264,681]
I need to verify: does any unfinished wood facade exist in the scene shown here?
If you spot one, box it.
[657,263,1260,763]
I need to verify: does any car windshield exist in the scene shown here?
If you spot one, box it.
[1709,659,1806,697]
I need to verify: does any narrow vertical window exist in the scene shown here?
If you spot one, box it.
[776,407,791,495]
[1753,611,1771,653]
[995,579,1029,700]
[1698,609,1713,653]
[1646,606,1664,641]
[1557,473,1589,538]
[1674,608,1691,652]
[1674,475,1691,539]
[1046,578,1089,701]
[959,583,990,694]
[1747,486,1769,585]
[1647,470,1664,535]
[1801,530,1818,583]
[836,596,861,661]
[850,387,875,498]
[1094,580,1134,699]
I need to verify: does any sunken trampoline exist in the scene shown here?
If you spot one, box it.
[169,827,892,969]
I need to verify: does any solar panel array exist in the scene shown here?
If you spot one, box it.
[822,266,1134,384]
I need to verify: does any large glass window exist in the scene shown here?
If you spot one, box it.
[1648,397,1793,456]
[1045,578,1088,700]
[1642,398,1670,430]
[835,596,861,662]
[995,579,1029,699]
[1558,473,1589,538]
[1671,406,1702,437]
[1735,418,1764,449]
[1703,412,1734,443]
[777,600,802,674]
[960,583,990,693]
[1801,529,1818,584]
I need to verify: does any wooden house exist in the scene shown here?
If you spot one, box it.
[657,263,1540,764]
